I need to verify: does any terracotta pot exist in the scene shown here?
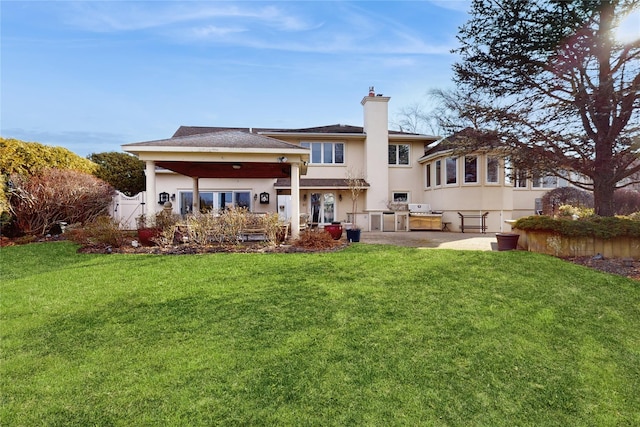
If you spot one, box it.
[324,224,343,240]
[137,228,161,246]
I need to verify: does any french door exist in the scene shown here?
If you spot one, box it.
[310,192,336,225]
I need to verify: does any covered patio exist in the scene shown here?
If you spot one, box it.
[122,131,310,237]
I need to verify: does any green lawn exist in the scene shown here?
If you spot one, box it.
[1,241,639,426]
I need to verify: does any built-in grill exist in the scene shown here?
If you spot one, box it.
[408,204,443,231]
[408,204,432,215]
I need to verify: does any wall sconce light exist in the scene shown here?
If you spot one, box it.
[158,192,170,205]
[259,192,270,204]
[278,156,288,163]
[232,163,242,170]
[254,194,258,201]
[170,193,176,201]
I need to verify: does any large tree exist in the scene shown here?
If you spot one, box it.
[452,0,640,216]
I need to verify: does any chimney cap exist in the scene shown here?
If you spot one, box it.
[368,86,375,96]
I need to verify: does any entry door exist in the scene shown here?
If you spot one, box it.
[310,193,335,225]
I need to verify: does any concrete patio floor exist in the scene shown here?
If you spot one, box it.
[358,231,499,251]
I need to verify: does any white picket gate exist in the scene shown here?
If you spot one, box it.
[110,191,147,230]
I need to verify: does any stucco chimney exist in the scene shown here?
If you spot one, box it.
[361,89,390,212]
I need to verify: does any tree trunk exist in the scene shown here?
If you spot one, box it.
[593,180,616,217]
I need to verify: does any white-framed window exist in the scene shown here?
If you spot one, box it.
[446,157,457,185]
[392,192,409,203]
[504,157,526,188]
[486,156,499,184]
[435,160,442,186]
[388,144,410,165]
[532,174,559,188]
[179,190,251,215]
[464,156,478,183]
[513,170,528,188]
[425,163,432,188]
[300,142,344,164]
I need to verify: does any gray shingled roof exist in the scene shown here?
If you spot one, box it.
[123,130,307,151]
[422,128,499,157]
[173,124,422,138]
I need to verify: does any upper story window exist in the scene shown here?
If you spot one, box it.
[301,142,344,164]
[486,156,499,183]
[532,174,559,188]
[446,157,457,185]
[425,164,432,188]
[435,160,442,186]
[464,156,478,183]
[504,157,526,188]
[388,144,410,165]
[513,170,528,188]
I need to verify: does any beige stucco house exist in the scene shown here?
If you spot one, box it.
[122,88,564,236]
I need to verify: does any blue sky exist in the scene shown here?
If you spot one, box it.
[1,1,472,156]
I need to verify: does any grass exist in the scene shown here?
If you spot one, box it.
[1,241,639,426]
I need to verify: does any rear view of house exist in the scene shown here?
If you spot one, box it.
[123,88,561,235]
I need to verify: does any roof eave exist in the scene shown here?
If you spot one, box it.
[418,148,455,163]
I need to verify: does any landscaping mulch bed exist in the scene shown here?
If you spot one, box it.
[562,256,640,281]
[76,240,348,255]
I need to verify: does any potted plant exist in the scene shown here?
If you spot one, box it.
[136,214,161,246]
[346,169,366,242]
[324,221,343,240]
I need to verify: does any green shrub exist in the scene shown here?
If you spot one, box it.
[514,215,640,238]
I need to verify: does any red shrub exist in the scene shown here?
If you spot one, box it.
[9,168,115,235]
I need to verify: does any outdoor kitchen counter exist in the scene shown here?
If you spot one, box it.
[409,213,443,231]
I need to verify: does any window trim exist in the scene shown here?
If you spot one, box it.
[485,155,500,185]
[392,192,409,203]
[425,163,432,188]
[532,174,559,189]
[300,141,345,165]
[388,143,411,166]
[463,155,478,184]
[179,190,251,214]
[445,156,458,186]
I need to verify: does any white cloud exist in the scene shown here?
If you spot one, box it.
[61,1,453,55]
[191,25,247,38]
[65,2,319,33]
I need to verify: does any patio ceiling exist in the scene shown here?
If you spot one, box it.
[156,161,292,179]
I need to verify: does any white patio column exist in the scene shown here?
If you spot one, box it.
[291,162,301,238]
[192,177,200,214]
[145,160,156,217]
